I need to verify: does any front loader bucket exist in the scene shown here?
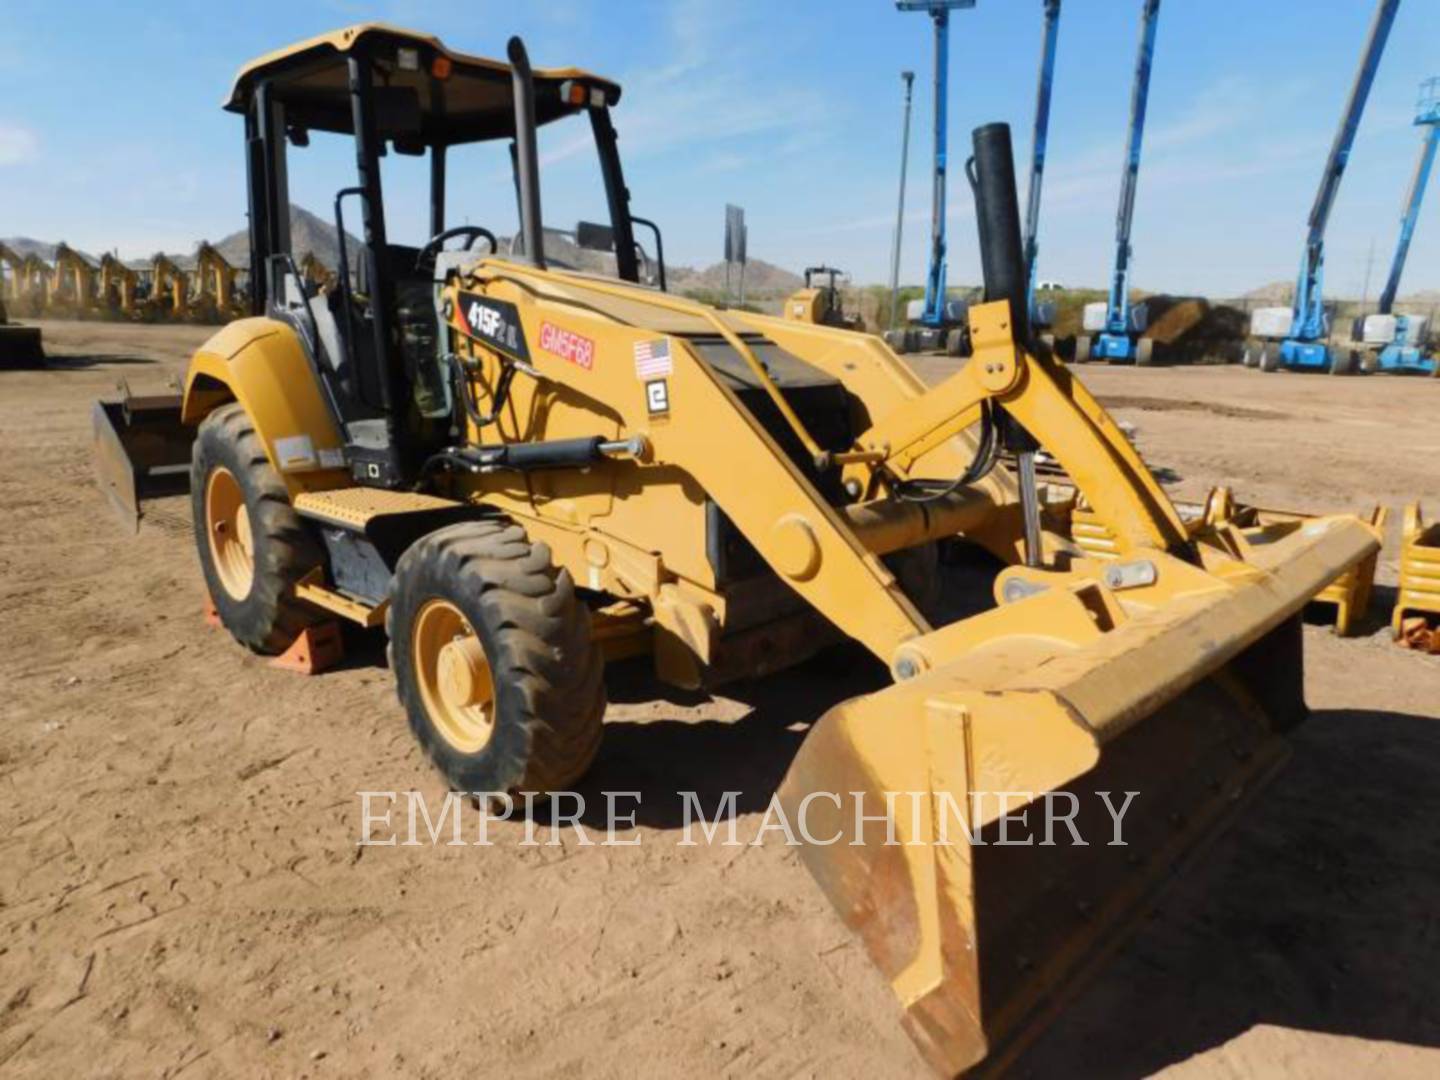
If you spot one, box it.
[92,388,193,531]
[779,514,1378,1077]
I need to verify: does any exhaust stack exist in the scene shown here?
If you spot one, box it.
[508,36,547,270]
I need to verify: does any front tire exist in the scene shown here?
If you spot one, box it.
[1074,335,1092,363]
[1135,337,1155,366]
[388,520,605,794]
[190,403,322,653]
[1258,343,1280,372]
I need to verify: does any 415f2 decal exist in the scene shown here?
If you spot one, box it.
[453,291,531,363]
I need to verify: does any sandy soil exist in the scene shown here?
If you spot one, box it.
[2,320,1438,1079]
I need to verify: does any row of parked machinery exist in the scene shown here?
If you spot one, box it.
[0,241,338,325]
[787,0,1434,376]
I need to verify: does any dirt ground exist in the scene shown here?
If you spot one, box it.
[3,319,1439,1079]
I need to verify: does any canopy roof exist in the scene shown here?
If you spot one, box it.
[225,24,621,145]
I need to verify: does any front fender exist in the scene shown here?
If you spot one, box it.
[181,317,348,495]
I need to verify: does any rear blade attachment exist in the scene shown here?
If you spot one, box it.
[0,324,45,369]
[92,381,193,532]
[778,514,1379,1076]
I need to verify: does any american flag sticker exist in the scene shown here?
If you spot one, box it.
[633,338,673,379]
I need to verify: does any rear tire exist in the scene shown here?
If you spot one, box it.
[1074,335,1092,363]
[1135,337,1155,366]
[1258,343,1280,372]
[190,403,322,653]
[388,520,605,794]
[1329,349,1356,376]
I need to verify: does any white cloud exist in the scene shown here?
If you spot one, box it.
[0,123,38,166]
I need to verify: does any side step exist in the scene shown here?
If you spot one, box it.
[292,486,486,623]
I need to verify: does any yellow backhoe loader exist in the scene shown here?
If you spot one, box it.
[0,243,44,365]
[783,264,862,330]
[99,253,140,315]
[94,26,1381,1075]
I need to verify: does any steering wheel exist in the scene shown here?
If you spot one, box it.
[415,225,498,273]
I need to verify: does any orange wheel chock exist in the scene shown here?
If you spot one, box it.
[268,622,345,675]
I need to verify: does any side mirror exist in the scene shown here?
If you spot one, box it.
[575,221,616,253]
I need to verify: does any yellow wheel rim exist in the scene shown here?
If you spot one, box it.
[206,466,254,600]
[412,598,496,753]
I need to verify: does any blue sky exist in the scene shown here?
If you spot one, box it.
[1,0,1437,297]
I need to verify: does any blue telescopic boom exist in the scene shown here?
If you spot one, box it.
[897,1,976,328]
[1102,0,1160,342]
[1287,0,1400,346]
[1377,78,1439,318]
[1024,0,1062,325]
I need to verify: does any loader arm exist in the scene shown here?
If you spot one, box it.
[858,301,1191,555]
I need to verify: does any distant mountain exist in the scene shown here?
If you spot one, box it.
[492,229,803,297]
[1243,281,1292,303]
[669,258,802,297]
[214,204,361,271]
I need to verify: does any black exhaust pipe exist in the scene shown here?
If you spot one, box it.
[508,37,546,269]
[970,122,1043,566]
[970,122,1029,344]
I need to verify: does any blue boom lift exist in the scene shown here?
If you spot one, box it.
[1076,0,1161,366]
[1024,0,1062,337]
[892,0,976,356]
[1251,0,1400,375]
[1353,77,1439,376]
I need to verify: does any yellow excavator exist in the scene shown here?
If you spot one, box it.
[193,241,243,321]
[94,26,1380,1075]
[0,242,25,301]
[144,252,189,319]
[0,242,44,365]
[46,243,99,316]
[99,253,140,315]
[299,250,335,292]
[15,253,51,317]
